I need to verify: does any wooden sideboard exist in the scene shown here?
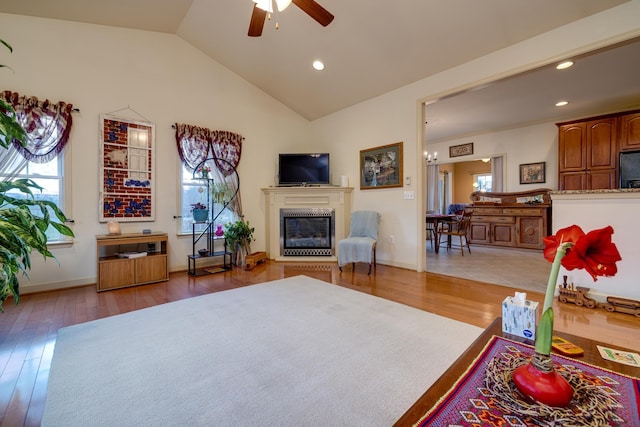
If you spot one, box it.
[468,189,551,250]
[96,232,169,291]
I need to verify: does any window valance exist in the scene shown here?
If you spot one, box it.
[0,91,74,163]
[174,123,243,176]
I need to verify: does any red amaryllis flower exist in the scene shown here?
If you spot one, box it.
[543,225,585,263]
[562,225,622,281]
[515,224,623,407]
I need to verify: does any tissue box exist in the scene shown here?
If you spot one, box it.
[502,297,538,339]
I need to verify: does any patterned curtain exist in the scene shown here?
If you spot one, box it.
[0,91,74,163]
[210,130,242,176]
[174,123,211,171]
[210,130,243,216]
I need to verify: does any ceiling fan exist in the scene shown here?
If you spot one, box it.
[248,0,334,37]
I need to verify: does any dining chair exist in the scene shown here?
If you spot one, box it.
[426,210,436,249]
[439,208,473,255]
[338,210,380,274]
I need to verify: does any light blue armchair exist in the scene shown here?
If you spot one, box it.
[338,210,380,274]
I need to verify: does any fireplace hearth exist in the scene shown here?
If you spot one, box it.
[280,208,335,256]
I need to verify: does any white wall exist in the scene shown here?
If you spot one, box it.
[427,122,560,192]
[551,192,640,301]
[0,13,313,293]
[313,0,640,272]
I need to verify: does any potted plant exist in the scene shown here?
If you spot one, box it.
[211,182,229,205]
[1,38,75,311]
[191,202,209,222]
[223,218,254,266]
[197,164,211,179]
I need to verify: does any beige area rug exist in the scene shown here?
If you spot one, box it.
[42,276,482,426]
[427,244,550,294]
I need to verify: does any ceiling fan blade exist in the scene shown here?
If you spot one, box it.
[248,4,267,37]
[292,0,334,27]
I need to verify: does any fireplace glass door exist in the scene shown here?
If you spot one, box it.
[280,209,335,256]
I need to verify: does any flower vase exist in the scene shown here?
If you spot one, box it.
[512,351,573,407]
[215,225,224,237]
[201,171,208,179]
[231,242,247,267]
[193,209,209,222]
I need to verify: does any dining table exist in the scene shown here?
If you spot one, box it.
[426,213,458,253]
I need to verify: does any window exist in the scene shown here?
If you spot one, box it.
[178,164,237,235]
[1,154,70,243]
[0,91,74,243]
[473,173,492,193]
[127,127,150,181]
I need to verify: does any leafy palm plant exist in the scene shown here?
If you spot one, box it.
[0,39,74,311]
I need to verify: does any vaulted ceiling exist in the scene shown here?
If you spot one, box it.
[1,0,638,141]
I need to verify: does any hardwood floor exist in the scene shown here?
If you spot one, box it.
[1,261,638,426]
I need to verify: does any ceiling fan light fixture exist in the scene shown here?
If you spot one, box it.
[275,0,292,11]
[253,0,291,13]
[312,60,325,71]
[253,0,273,13]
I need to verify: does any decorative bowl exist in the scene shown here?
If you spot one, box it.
[198,248,209,257]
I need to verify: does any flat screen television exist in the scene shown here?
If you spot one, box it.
[278,153,330,186]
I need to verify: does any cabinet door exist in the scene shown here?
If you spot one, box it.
[558,122,587,172]
[99,259,135,290]
[619,112,640,151]
[491,223,515,246]
[469,222,490,244]
[588,169,617,190]
[559,172,587,190]
[135,255,168,283]
[587,118,616,170]
[515,217,544,249]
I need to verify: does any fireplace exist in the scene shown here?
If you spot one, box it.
[280,208,335,256]
[262,186,352,261]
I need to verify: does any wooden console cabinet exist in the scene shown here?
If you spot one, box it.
[96,232,168,291]
[469,189,551,250]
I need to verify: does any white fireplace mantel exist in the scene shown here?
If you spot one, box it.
[262,186,353,262]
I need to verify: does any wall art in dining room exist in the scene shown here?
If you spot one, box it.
[449,142,474,158]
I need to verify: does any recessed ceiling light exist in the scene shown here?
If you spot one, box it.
[556,61,574,70]
[312,60,325,71]
[556,101,569,107]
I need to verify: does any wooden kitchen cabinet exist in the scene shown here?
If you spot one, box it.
[558,117,617,190]
[619,111,640,151]
[96,232,168,291]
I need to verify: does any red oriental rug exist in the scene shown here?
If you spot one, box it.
[416,335,640,426]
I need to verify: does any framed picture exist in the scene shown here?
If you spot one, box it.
[449,142,474,157]
[520,162,546,184]
[360,142,403,189]
[99,114,156,222]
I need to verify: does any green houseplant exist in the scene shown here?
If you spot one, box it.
[223,218,254,266]
[0,38,75,311]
